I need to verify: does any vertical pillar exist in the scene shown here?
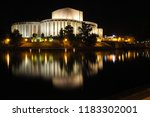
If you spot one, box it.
[55,21,57,36]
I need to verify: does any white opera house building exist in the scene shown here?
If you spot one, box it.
[11,7,103,38]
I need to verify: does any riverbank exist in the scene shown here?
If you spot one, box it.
[0,43,149,51]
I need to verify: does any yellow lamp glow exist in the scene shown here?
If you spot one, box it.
[97,38,101,42]
[45,39,47,42]
[49,39,53,42]
[64,38,68,42]
[24,38,28,42]
[5,38,10,44]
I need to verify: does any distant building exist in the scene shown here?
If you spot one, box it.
[11,8,103,38]
[103,35,136,44]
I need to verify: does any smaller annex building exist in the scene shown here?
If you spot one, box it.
[11,7,103,38]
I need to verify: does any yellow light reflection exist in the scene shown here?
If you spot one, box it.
[6,53,10,68]
[29,48,32,53]
[112,55,116,63]
[52,74,83,89]
[32,55,34,61]
[97,55,101,62]
[118,55,121,61]
[122,54,125,61]
[65,48,67,53]
[64,53,68,64]
[45,53,47,64]
[128,51,131,59]
[38,48,41,53]
[73,48,76,53]
[25,53,28,65]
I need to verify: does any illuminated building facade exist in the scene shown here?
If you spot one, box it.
[11,8,103,38]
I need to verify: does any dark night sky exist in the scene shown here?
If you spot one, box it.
[0,0,150,40]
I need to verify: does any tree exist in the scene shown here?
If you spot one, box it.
[41,33,44,38]
[59,28,64,40]
[33,33,37,38]
[78,22,92,39]
[64,25,75,40]
[10,29,22,46]
[78,23,97,46]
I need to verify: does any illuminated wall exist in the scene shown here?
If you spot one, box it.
[97,28,103,38]
[40,19,82,36]
[11,22,40,37]
[52,8,83,21]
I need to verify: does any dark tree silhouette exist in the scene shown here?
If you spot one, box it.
[33,33,37,37]
[41,33,44,38]
[64,25,75,40]
[78,22,92,39]
[10,29,22,46]
[78,23,97,46]
[59,28,64,40]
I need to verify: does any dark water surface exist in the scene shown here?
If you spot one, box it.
[0,49,150,99]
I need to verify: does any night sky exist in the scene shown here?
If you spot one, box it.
[0,0,150,40]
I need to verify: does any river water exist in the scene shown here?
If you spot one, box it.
[0,49,150,99]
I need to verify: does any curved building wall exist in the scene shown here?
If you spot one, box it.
[11,22,40,38]
[41,19,83,37]
[52,8,83,21]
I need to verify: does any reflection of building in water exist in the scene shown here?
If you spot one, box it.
[12,53,83,88]
[88,53,103,75]
[52,74,83,89]
[11,52,105,88]
[9,50,149,88]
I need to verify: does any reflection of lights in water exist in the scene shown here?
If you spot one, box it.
[39,48,41,53]
[52,74,83,89]
[73,48,75,53]
[29,48,32,53]
[106,54,116,63]
[146,51,150,58]
[65,48,67,53]
[64,54,68,64]
[25,53,28,65]
[49,55,53,62]
[137,52,139,57]
[125,53,128,58]
[118,55,121,61]
[32,55,34,61]
[12,51,146,89]
[133,52,136,59]
[40,55,42,62]
[128,51,131,59]
[88,54,103,74]
[12,55,83,89]
[122,54,124,61]
[112,55,116,63]
[81,56,84,61]
[45,53,47,64]
[104,56,107,62]
[97,55,101,62]
[6,53,10,68]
